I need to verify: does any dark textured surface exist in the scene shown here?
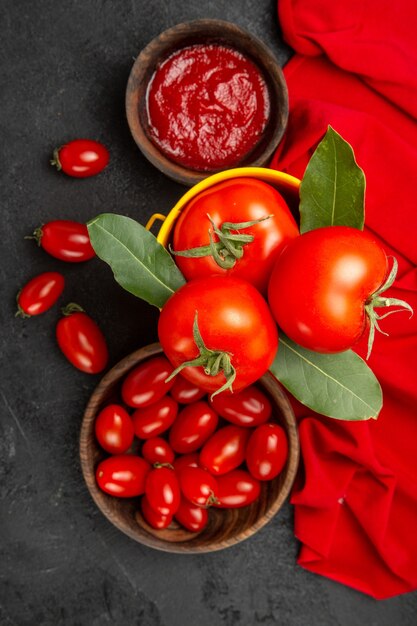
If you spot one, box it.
[1,1,416,624]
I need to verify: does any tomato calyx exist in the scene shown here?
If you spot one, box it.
[153,462,174,470]
[204,491,220,508]
[61,302,85,317]
[15,290,30,319]
[170,213,272,270]
[365,257,413,358]
[50,147,63,171]
[24,226,44,246]
[165,312,237,398]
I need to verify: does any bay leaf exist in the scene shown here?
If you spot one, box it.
[87,213,185,308]
[271,334,382,420]
[300,126,365,233]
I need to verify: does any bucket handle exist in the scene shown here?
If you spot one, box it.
[145,213,166,232]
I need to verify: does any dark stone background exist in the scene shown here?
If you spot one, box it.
[1,1,416,624]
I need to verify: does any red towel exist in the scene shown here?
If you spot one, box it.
[270,0,417,599]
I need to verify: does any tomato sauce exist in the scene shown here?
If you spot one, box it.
[145,43,270,171]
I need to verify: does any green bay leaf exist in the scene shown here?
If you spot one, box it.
[87,213,185,308]
[300,125,365,233]
[271,334,382,420]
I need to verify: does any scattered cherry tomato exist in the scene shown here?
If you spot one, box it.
[170,375,206,404]
[56,304,108,374]
[141,495,172,529]
[96,455,150,497]
[142,437,175,465]
[178,466,218,507]
[132,396,178,439]
[199,425,250,476]
[28,220,95,262]
[214,470,261,508]
[173,453,200,474]
[174,497,209,532]
[51,139,109,178]
[16,272,64,317]
[169,401,218,454]
[210,384,271,427]
[172,178,299,294]
[268,226,393,353]
[94,404,134,454]
[246,423,288,481]
[122,356,174,408]
[145,466,180,516]
[158,276,278,395]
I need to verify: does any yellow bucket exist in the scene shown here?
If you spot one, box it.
[146,167,301,246]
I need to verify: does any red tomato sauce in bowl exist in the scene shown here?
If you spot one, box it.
[145,43,271,171]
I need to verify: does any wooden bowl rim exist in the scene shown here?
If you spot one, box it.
[80,343,299,553]
[125,19,289,186]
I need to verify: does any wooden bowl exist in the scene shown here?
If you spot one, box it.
[80,343,299,553]
[125,19,289,186]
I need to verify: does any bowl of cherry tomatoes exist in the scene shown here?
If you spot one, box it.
[80,343,299,553]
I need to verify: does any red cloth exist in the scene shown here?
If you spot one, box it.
[271,0,417,599]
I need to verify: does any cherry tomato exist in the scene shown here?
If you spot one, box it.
[121,356,175,408]
[158,276,278,395]
[145,466,180,516]
[210,384,271,427]
[170,375,206,404]
[29,220,95,262]
[96,455,150,497]
[268,226,391,353]
[178,466,219,507]
[132,396,178,439]
[199,425,250,476]
[56,304,108,374]
[51,139,109,178]
[16,272,64,317]
[214,470,261,508]
[169,401,218,454]
[173,453,200,474]
[172,178,299,294]
[94,404,134,454]
[141,495,172,529]
[174,497,209,532]
[246,423,288,481]
[142,437,175,465]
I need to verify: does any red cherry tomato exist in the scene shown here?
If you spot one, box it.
[121,356,175,408]
[172,178,299,294]
[30,220,95,262]
[170,375,206,404]
[210,384,271,427]
[56,305,108,374]
[268,226,391,353]
[174,497,209,532]
[96,455,150,498]
[178,466,218,507]
[246,423,288,481]
[158,276,278,395]
[94,404,134,454]
[142,437,175,465]
[16,272,64,317]
[199,425,250,476]
[214,470,261,508]
[145,466,180,516]
[169,401,218,454]
[141,495,172,529]
[51,139,109,178]
[132,396,178,439]
[173,453,200,474]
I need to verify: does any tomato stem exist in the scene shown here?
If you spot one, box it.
[50,147,62,171]
[24,226,43,245]
[365,257,413,358]
[170,213,273,270]
[165,311,236,398]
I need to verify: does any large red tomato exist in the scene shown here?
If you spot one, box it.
[268,226,409,354]
[171,178,299,294]
[158,276,279,395]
